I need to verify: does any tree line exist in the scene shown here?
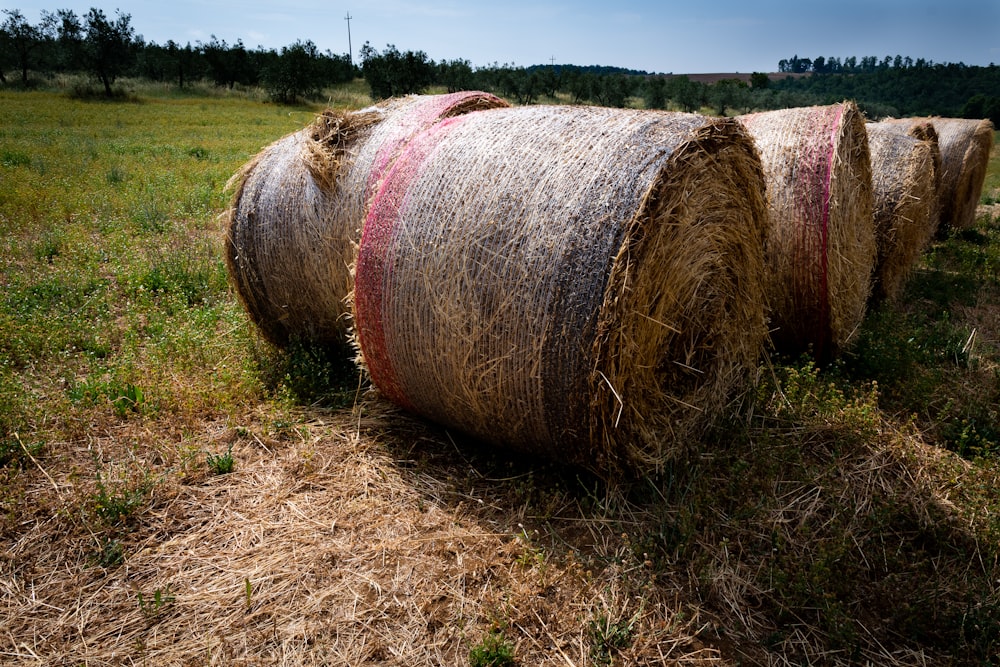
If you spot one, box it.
[771,54,1000,122]
[0,8,355,101]
[3,8,998,123]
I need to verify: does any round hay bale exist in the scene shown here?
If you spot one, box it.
[882,117,993,231]
[225,92,508,347]
[865,121,939,302]
[353,106,769,475]
[736,102,876,360]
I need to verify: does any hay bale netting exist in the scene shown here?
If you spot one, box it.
[225,92,508,347]
[353,106,769,475]
[883,117,994,231]
[736,102,876,360]
[865,121,940,302]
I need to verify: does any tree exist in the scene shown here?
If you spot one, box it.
[709,78,749,115]
[1,9,55,85]
[359,42,434,99]
[83,8,136,96]
[643,76,667,109]
[563,69,592,104]
[667,75,704,113]
[202,37,255,88]
[438,58,475,93]
[52,9,83,73]
[166,40,200,88]
[264,40,324,103]
[593,74,632,108]
[750,72,769,90]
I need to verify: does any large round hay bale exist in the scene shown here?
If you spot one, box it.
[736,102,876,360]
[353,106,769,475]
[882,117,994,231]
[225,92,508,347]
[865,121,940,302]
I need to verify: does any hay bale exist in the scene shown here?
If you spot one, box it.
[353,106,769,475]
[882,117,993,231]
[225,92,508,347]
[736,102,876,360]
[865,121,940,302]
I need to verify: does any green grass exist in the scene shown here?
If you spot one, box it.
[0,90,317,439]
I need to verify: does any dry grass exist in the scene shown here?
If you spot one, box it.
[0,401,726,666]
[5,375,1000,665]
[353,105,768,476]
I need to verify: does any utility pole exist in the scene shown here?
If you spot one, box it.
[550,55,556,67]
[345,12,353,66]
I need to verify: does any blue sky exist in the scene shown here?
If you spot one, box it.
[5,0,1000,73]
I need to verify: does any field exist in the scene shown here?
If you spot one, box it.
[2,85,1000,665]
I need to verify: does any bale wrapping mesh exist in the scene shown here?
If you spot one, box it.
[737,102,875,359]
[225,92,508,346]
[353,106,769,475]
[865,122,939,302]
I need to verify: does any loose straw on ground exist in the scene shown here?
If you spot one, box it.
[225,92,508,347]
[865,121,940,302]
[737,102,876,360]
[353,105,769,475]
[882,117,994,231]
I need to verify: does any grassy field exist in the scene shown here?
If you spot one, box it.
[2,84,1000,665]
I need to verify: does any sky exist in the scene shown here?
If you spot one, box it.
[5,0,1000,74]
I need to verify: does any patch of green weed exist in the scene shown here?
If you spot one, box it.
[469,630,516,667]
[206,444,235,475]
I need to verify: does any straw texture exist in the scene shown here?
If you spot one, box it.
[353,105,769,474]
[865,121,940,302]
[737,102,876,359]
[882,117,993,231]
[225,92,508,346]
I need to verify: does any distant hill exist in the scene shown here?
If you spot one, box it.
[525,66,811,84]
[666,72,811,84]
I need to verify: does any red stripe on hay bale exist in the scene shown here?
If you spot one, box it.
[737,102,875,360]
[365,92,506,197]
[865,121,940,302]
[354,106,769,475]
[225,92,507,347]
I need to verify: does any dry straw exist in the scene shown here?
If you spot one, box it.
[225,92,508,347]
[882,116,994,231]
[353,105,769,475]
[737,102,876,360]
[865,121,940,302]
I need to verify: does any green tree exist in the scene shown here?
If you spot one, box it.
[750,72,769,90]
[564,69,593,104]
[83,8,136,96]
[709,78,749,115]
[264,40,324,103]
[438,58,474,93]
[360,42,435,99]
[667,75,705,113]
[594,73,632,108]
[202,37,255,88]
[643,75,667,109]
[1,9,55,85]
[52,9,84,73]
[166,40,201,88]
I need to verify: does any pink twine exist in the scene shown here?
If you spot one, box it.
[354,115,470,410]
